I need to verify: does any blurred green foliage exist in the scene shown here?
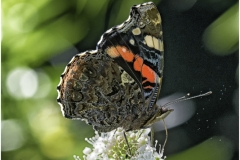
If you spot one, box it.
[203,2,239,55]
[1,0,238,160]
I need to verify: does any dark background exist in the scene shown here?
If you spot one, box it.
[2,0,238,159]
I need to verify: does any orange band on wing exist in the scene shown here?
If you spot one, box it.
[106,46,134,62]
[133,56,143,72]
[106,46,156,84]
[142,64,156,83]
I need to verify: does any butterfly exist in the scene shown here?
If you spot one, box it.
[56,2,211,150]
[57,2,173,133]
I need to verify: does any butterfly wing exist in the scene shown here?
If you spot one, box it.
[57,2,164,132]
[97,2,164,110]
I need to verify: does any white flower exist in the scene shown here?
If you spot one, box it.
[83,147,92,155]
[74,128,166,160]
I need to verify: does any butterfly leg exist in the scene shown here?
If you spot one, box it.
[151,125,155,147]
[161,119,168,152]
[123,131,132,156]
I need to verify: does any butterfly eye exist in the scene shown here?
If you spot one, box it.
[72,91,83,101]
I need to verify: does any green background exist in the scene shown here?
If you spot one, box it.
[2,0,238,159]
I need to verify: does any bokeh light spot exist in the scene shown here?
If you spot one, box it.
[20,69,38,98]
[1,120,26,151]
[6,67,38,99]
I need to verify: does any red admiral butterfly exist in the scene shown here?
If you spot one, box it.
[56,2,211,135]
[57,2,172,133]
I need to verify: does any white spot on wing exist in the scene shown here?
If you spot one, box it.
[144,35,154,48]
[132,27,141,35]
[144,35,163,51]
[159,40,164,51]
[129,39,135,45]
[153,37,160,51]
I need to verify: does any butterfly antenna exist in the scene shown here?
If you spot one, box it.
[159,91,212,152]
[162,91,212,108]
